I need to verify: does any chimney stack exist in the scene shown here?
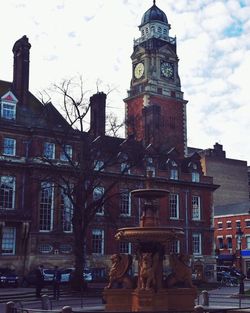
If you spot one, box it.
[89,92,106,137]
[12,35,31,105]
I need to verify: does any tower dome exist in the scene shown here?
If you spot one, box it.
[140,1,168,27]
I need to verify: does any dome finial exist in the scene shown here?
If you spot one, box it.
[153,0,156,5]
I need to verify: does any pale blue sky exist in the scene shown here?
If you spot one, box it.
[1,0,250,163]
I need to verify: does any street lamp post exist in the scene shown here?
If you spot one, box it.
[236,226,244,295]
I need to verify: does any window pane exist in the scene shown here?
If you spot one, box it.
[2,227,16,255]
[119,242,131,254]
[192,196,201,220]
[93,187,104,215]
[169,193,179,219]
[0,176,15,209]
[3,138,16,156]
[192,172,200,182]
[120,190,131,216]
[39,182,54,231]
[92,229,104,254]
[170,240,180,254]
[227,238,232,249]
[2,103,16,120]
[170,169,178,180]
[60,145,72,161]
[192,233,201,254]
[43,142,55,159]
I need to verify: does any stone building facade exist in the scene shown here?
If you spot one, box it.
[0,3,218,281]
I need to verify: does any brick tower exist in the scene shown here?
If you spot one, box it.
[124,1,187,157]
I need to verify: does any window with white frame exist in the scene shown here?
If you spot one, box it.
[119,241,131,254]
[192,195,201,220]
[245,220,250,227]
[146,158,155,177]
[39,182,54,231]
[218,237,224,249]
[226,221,232,228]
[170,168,178,180]
[167,159,178,180]
[61,188,73,232]
[218,221,223,229]
[169,193,179,219]
[0,176,15,209]
[92,229,104,254]
[192,172,200,183]
[93,187,104,215]
[170,240,180,254]
[2,227,16,255]
[246,236,250,249]
[120,189,131,216]
[227,237,232,249]
[43,142,55,159]
[3,138,16,156]
[192,233,202,255]
[60,145,72,161]
[1,102,16,120]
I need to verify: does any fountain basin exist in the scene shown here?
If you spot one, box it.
[115,226,184,243]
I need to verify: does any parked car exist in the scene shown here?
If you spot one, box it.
[22,267,92,287]
[22,268,56,287]
[0,268,19,287]
[63,268,93,283]
[216,266,241,282]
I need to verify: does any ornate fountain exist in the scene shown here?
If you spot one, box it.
[103,175,197,312]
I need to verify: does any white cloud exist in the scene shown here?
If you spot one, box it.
[1,0,250,163]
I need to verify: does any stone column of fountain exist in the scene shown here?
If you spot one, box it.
[103,173,197,312]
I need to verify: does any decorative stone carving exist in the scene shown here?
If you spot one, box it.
[166,254,194,288]
[139,252,159,290]
[105,253,133,289]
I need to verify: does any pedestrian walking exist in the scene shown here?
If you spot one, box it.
[35,264,44,298]
[53,266,61,300]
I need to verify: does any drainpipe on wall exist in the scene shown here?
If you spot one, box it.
[184,190,189,254]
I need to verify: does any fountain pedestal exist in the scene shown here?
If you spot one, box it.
[103,287,197,312]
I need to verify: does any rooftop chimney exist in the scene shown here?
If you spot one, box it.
[89,92,106,138]
[12,35,31,105]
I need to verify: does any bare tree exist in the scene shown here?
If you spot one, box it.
[37,77,144,290]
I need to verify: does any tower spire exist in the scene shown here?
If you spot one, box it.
[153,0,156,5]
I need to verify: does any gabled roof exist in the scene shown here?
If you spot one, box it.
[0,79,71,133]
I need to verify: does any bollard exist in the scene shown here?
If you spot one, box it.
[62,306,72,313]
[41,294,51,310]
[194,305,204,313]
[201,290,209,306]
[6,302,15,313]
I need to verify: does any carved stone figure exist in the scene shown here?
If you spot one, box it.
[105,253,133,289]
[167,254,194,288]
[139,252,159,290]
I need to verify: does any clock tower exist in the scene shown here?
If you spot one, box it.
[124,1,187,157]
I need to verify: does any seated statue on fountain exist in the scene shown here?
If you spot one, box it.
[166,253,194,288]
[105,253,133,289]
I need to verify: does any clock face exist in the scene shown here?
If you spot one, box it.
[161,62,174,79]
[134,62,144,79]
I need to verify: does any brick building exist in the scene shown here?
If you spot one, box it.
[214,202,250,275]
[188,143,249,207]
[0,2,218,281]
